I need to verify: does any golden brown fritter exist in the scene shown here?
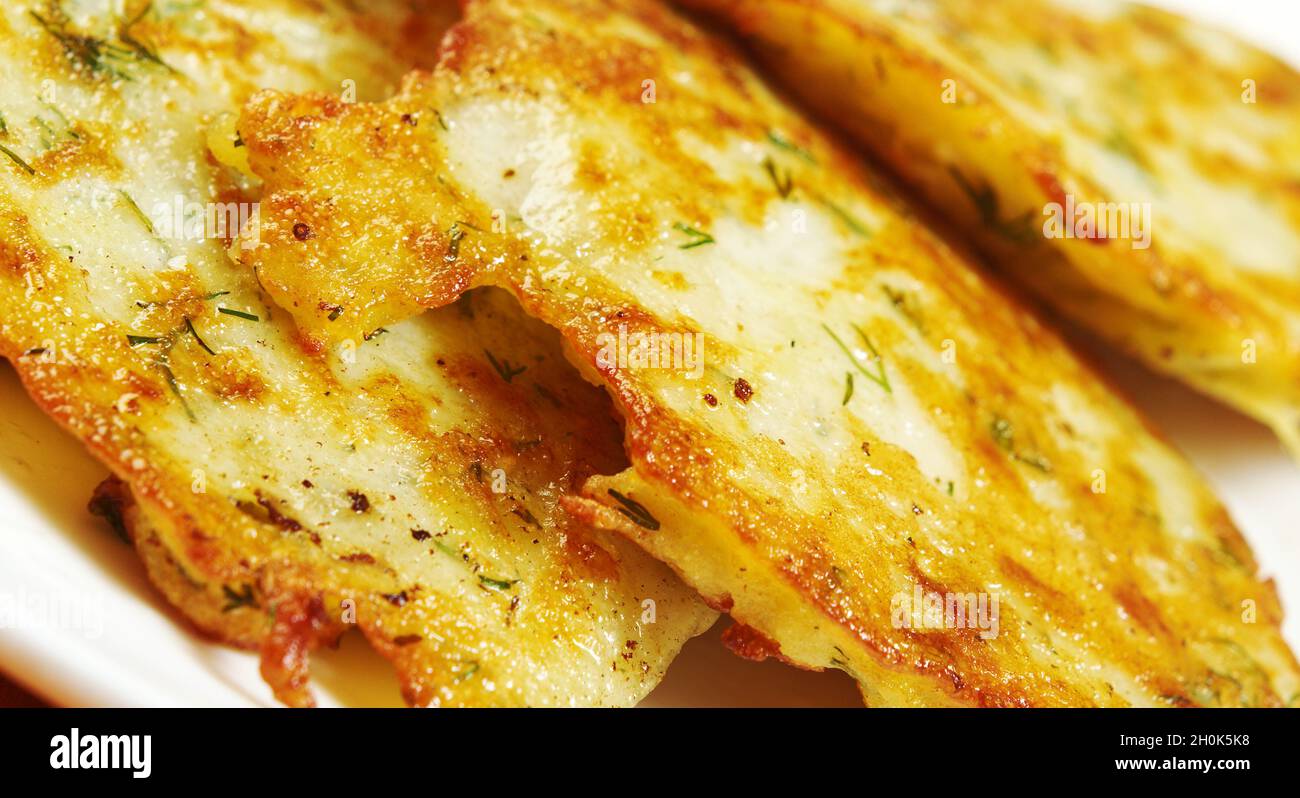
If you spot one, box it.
[233,0,1300,705]
[0,0,713,707]
[681,0,1300,458]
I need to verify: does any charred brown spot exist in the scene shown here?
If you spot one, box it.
[411,528,431,541]
[255,495,303,532]
[348,491,370,513]
[703,393,718,406]
[88,477,132,544]
[733,377,753,403]
[722,623,782,662]
[702,593,735,613]
[292,222,314,241]
[211,354,266,401]
[382,591,409,607]
[259,593,338,708]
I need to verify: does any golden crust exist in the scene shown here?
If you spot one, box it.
[236,0,1300,706]
[680,0,1300,457]
[0,0,713,707]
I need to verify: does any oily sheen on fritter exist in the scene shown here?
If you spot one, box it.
[231,0,1300,705]
[0,0,713,707]
[681,0,1300,459]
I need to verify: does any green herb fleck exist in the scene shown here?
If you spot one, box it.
[478,575,519,591]
[674,222,714,249]
[1104,129,1148,169]
[218,306,259,322]
[127,334,165,347]
[766,130,817,164]
[184,316,215,355]
[119,190,155,236]
[841,372,854,406]
[607,489,660,531]
[991,416,1014,450]
[0,143,35,175]
[763,156,793,199]
[221,583,259,613]
[823,323,891,394]
[454,661,481,683]
[990,415,1052,472]
[446,221,467,262]
[821,199,871,238]
[949,167,1038,243]
[484,349,526,383]
[881,285,926,334]
[157,361,196,421]
[118,3,176,74]
[30,10,131,81]
[31,4,176,82]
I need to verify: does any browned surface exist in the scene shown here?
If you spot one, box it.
[231,0,1300,705]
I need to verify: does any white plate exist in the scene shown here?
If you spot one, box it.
[1,0,1297,707]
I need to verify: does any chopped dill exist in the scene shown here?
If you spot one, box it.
[221,583,258,613]
[990,415,1052,473]
[454,661,481,683]
[218,306,259,322]
[766,129,817,164]
[183,316,215,355]
[118,3,176,74]
[0,143,35,175]
[478,575,519,591]
[446,221,467,262]
[881,285,925,333]
[841,372,854,406]
[821,199,871,238]
[156,361,195,421]
[119,190,155,235]
[30,9,132,81]
[31,3,176,81]
[484,349,526,383]
[948,167,1038,243]
[607,489,660,531]
[674,222,714,249]
[763,156,793,199]
[823,323,891,394]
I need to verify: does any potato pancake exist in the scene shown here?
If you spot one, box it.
[234,0,1300,705]
[0,0,714,707]
[680,0,1300,458]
